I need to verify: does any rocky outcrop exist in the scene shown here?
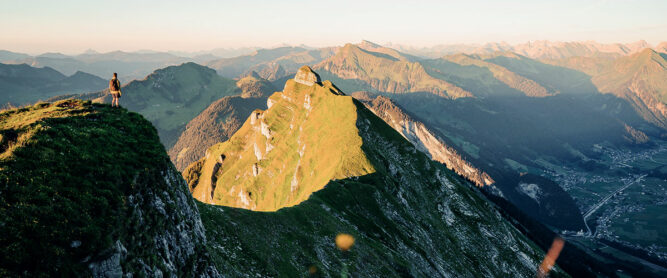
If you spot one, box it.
[168,74,276,171]
[294,65,321,86]
[236,73,277,98]
[88,166,220,277]
[354,93,495,187]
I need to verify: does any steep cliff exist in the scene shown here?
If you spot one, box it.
[352,92,495,187]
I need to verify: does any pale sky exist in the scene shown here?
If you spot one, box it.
[1,0,666,55]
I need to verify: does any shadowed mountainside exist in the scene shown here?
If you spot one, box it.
[184,67,563,276]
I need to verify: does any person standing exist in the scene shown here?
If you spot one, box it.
[109,73,122,107]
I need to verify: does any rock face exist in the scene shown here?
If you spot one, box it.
[354,93,495,187]
[0,100,218,277]
[293,65,321,86]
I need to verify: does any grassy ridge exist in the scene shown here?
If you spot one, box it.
[193,94,563,277]
[186,79,376,210]
[0,100,215,277]
[0,100,170,275]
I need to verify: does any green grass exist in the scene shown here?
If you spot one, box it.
[0,99,172,276]
[186,79,376,210]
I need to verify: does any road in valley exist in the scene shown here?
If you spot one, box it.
[582,174,646,235]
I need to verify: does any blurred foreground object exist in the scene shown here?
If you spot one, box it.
[336,233,355,251]
[537,237,565,278]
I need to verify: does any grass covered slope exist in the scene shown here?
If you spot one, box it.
[169,74,276,171]
[187,68,565,276]
[185,70,375,210]
[0,100,217,277]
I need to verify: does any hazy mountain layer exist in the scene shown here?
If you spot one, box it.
[546,49,667,129]
[0,63,106,106]
[4,51,192,81]
[207,47,336,80]
[388,40,651,59]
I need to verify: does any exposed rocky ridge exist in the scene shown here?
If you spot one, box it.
[294,65,321,85]
[169,74,276,171]
[186,69,563,276]
[352,92,495,187]
[185,70,373,210]
[657,42,667,53]
[169,96,269,171]
[0,100,218,277]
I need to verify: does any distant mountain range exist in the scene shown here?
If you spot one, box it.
[205,46,337,81]
[0,63,106,106]
[386,40,657,59]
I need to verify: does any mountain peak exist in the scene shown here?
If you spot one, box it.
[358,40,382,48]
[244,70,262,79]
[185,71,370,210]
[657,41,667,53]
[294,65,321,86]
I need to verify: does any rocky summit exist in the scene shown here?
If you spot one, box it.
[294,65,321,86]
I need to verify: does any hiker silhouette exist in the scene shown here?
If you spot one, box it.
[109,73,121,107]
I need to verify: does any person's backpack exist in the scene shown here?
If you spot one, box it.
[109,79,120,91]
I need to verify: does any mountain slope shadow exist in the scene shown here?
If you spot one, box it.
[384,91,660,232]
[186,67,562,277]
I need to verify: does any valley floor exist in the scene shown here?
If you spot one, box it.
[538,140,667,274]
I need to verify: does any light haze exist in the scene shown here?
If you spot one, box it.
[1,0,665,54]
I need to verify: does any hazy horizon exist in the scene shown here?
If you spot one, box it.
[2,0,666,55]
